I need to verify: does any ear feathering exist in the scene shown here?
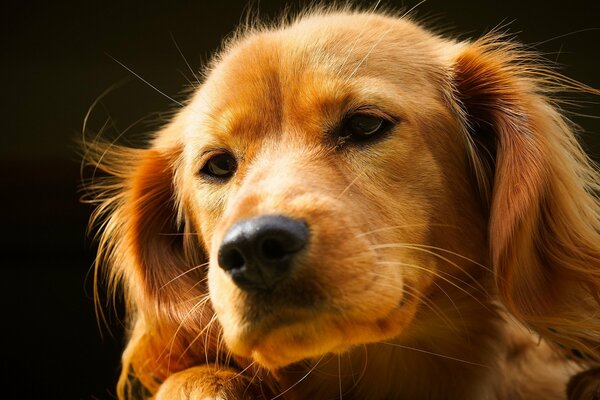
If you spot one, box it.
[452,34,600,361]
[82,132,222,397]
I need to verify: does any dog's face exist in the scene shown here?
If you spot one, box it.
[173,14,483,368]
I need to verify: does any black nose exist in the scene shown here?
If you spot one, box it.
[218,215,309,291]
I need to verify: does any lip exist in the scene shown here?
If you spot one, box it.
[222,295,415,369]
[223,305,337,356]
[229,314,343,368]
[238,306,326,343]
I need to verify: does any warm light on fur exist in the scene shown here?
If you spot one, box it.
[84,7,600,400]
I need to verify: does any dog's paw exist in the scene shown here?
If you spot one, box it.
[154,366,264,400]
[567,368,600,400]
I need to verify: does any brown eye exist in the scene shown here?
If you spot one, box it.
[342,114,393,142]
[200,152,237,180]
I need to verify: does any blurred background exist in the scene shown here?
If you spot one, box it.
[2,0,599,398]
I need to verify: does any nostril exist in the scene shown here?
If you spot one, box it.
[257,218,308,263]
[260,238,288,261]
[219,246,246,272]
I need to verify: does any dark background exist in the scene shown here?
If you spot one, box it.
[2,1,599,398]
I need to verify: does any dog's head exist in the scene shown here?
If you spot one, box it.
[87,9,600,389]
[173,13,480,368]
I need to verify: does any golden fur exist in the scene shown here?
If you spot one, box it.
[84,7,600,400]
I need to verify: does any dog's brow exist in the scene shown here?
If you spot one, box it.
[204,90,405,150]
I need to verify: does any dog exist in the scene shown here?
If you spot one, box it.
[85,7,600,400]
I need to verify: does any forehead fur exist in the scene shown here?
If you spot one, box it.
[183,11,459,143]
[214,11,452,82]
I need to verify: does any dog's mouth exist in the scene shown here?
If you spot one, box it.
[215,287,416,369]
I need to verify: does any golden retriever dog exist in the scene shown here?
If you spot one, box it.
[85,7,600,400]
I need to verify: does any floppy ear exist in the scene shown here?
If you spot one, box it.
[84,130,215,395]
[86,138,205,307]
[451,37,600,359]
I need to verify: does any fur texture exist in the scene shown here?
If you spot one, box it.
[84,7,600,400]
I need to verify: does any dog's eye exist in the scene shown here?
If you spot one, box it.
[342,114,392,142]
[200,153,237,180]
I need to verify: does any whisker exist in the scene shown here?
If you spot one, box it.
[370,241,490,273]
[216,327,231,369]
[429,279,464,326]
[373,244,490,294]
[244,363,263,398]
[177,312,217,363]
[80,80,128,181]
[402,286,460,332]
[176,70,195,88]
[344,344,369,394]
[158,232,203,236]
[355,223,459,238]
[407,243,495,275]
[105,53,184,107]
[338,354,343,399]
[369,0,384,14]
[375,261,491,311]
[270,355,325,400]
[345,23,396,82]
[160,262,209,289]
[173,292,209,306]
[335,0,384,78]
[347,350,356,386]
[375,258,483,296]
[400,0,427,20]
[397,244,491,294]
[381,341,490,368]
[170,32,200,88]
[337,172,364,199]
[230,360,257,382]
[89,111,157,196]
[165,297,212,373]
[182,276,209,296]
[366,269,462,331]
[534,27,600,46]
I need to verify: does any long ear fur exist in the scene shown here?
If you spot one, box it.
[451,36,600,360]
[83,130,218,397]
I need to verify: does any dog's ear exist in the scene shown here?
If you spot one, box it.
[86,137,205,306]
[123,146,205,298]
[450,37,600,358]
[84,128,214,394]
